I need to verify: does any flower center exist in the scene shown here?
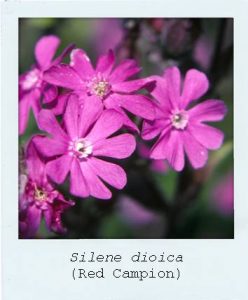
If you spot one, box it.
[171,110,188,130]
[22,69,41,90]
[88,74,111,98]
[34,187,47,201]
[69,138,93,159]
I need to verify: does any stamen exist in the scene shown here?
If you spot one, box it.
[171,110,188,130]
[88,74,111,98]
[34,188,47,201]
[69,139,93,159]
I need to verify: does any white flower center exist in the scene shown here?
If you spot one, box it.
[69,139,93,159]
[22,69,41,90]
[171,110,188,130]
[88,74,111,98]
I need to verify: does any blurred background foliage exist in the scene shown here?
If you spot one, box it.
[19,18,233,239]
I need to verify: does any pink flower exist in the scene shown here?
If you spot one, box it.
[19,140,74,238]
[19,35,74,135]
[142,67,227,171]
[212,172,234,216]
[34,95,136,199]
[43,49,155,131]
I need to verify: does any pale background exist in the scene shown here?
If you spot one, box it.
[1,0,248,299]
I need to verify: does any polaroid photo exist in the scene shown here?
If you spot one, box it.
[1,0,248,299]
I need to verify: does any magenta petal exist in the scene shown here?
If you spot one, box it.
[19,93,31,135]
[104,96,139,132]
[51,43,75,67]
[30,89,42,121]
[149,75,173,110]
[33,135,67,157]
[43,206,52,229]
[47,199,73,233]
[121,94,155,120]
[70,48,94,79]
[43,64,84,90]
[35,35,60,70]
[51,93,70,115]
[163,67,181,106]
[148,132,169,160]
[181,69,209,108]
[119,112,139,132]
[63,95,79,139]
[189,123,224,150]
[38,109,68,141]
[88,157,127,189]
[19,72,29,97]
[78,96,103,137]
[188,99,227,122]
[47,206,68,234]
[50,218,67,234]
[112,78,150,93]
[80,161,112,199]
[26,205,42,237]
[86,109,123,142]
[93,133,136,158]
[109,59,141,83]
[96,50,115,76]
[70,159,89,197]
[19,89,41,135]
[150,130,185,171]
[46,155,72,184]
[109,94,155,120]
[43,84,58,104]
[141,119,168,140]
[26,139,45,182]
[182,130,208,169]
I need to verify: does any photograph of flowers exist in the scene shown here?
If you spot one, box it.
[19,18,233,239]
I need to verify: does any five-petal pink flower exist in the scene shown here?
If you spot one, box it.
[43,49,155,131]
[142,66,227,171]
[34,95,136,199]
